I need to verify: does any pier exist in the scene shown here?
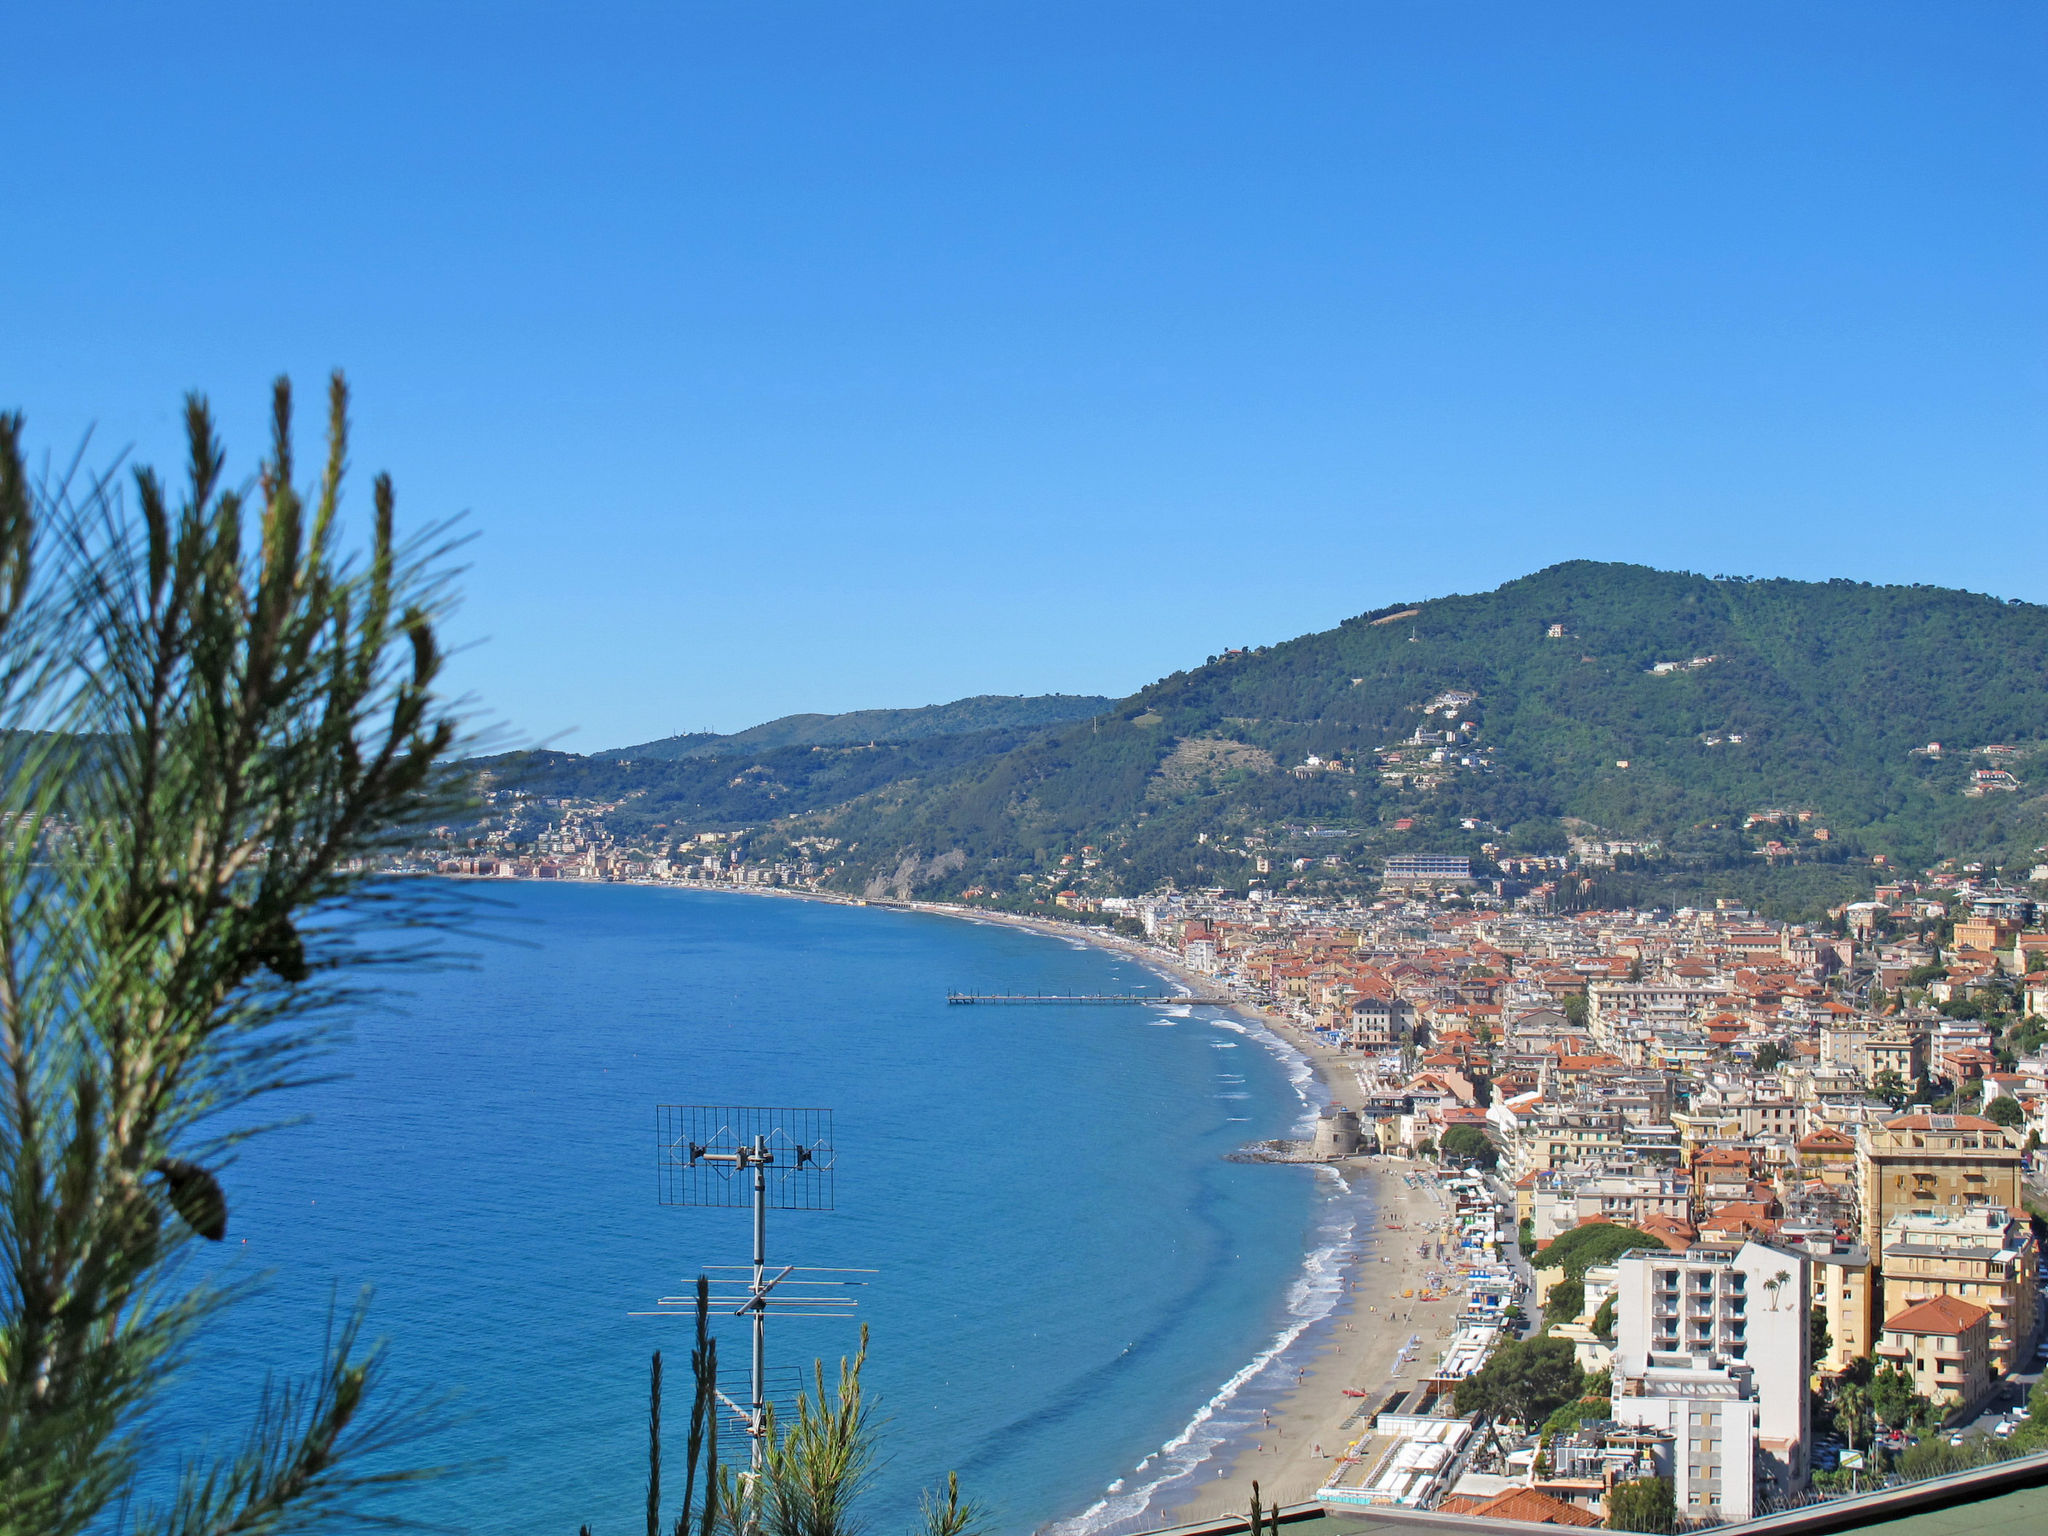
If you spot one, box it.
[945,991,1232,1006]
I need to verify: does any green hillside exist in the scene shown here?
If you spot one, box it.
[471,724,1065,836]
[774,563,2048,913]
[590,693,1112,761]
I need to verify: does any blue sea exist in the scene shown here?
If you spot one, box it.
[152,883,1362,1534]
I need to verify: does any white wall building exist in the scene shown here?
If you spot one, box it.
[1609,1240,1810,1522]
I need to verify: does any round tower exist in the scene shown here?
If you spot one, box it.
[1312,1106,1362,1160]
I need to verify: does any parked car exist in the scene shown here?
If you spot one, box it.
[1948,1432,1969,1447]
[2014,1406,2032,1420]
[1993,1420,2015,1438]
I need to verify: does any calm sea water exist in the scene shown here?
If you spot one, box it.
[149,883,1348,1535]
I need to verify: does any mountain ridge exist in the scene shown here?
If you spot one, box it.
[590,693,1114,762]
[476,563,2048,921]
[772,562,2048,911]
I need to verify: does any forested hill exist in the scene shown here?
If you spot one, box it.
[591,693,1112,761]
[465,694,1115,835]
[791,563,2048,911]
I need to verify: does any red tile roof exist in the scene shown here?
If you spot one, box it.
[1885,1294,1988,1336]
[1438,1487,1601,1527]
[1637,1215,1697,1250]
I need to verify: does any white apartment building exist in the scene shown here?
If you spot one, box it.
[1610,1240,1811,1522]
[1585,979,1731,1036]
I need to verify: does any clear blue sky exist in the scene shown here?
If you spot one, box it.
[6,3,2043,748]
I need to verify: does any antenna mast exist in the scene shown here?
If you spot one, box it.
[646,1105,856,1471]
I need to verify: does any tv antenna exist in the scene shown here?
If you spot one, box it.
[637,1105,866,1471]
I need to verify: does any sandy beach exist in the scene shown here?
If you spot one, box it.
[1142,1008,1465,1524]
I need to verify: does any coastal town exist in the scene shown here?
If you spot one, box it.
[1124,872,2047,1529]
[421,826,2048,1530]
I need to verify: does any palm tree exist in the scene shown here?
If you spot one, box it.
[1834,1382,1872,1453]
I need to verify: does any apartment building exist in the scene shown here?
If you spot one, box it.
[1799,1245,1877,1378]
[1520,1106,1631,1173]
[1610,1240,1811,1521]
[1345,993,1412,1047]
[1878,1206,2039,1375]
[1587,979,1733,1034]
[1875,1295,1993,1418]
[1529,1170,1694,1243]
[1856,1112,2025,1251]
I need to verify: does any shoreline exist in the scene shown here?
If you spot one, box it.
[456,876,1444,1532]
[660,884,1449,1533]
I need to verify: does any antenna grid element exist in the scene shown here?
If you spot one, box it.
[658,1105,835,1210]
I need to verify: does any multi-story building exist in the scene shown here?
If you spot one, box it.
[1587,979,1732,1035]
[1875,1295,1993,1418]
[1345,993,1411,1047]
[1860,1031,1924,1085]
[1795,1243,1877,1379]
[1529,1170,1694,1243]
[1855,1112,2024,1251]
[1792,1126,1858,1186]
[1878,1206,2039,1375]
[1610,1240,1811,1521]
[1521,1105,1631,1173]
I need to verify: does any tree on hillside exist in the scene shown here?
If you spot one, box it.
[0,380,467,1535]
[1606,1476,1675,1534]
[1754,1041,1787,1072]
[1440,1123,1498,1169]
[1539,1223,1661,1281]
[1987,1096,2024,1128]
[1453,1335,1584,1428]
